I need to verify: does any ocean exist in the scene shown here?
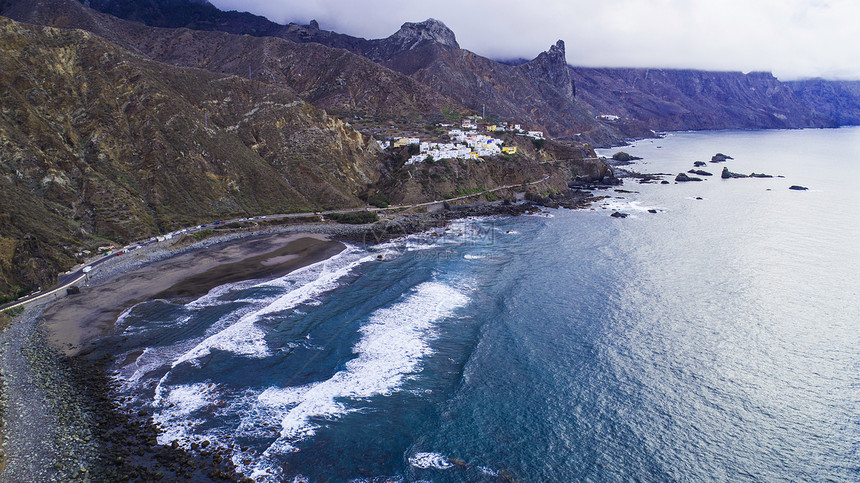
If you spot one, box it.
[97,127,859,481]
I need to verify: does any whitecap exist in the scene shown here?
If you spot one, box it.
[409,452,454,470]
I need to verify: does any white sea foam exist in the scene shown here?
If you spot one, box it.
[122,347,174,385]
[525,211,554,218]
[117,236,476,480]
[409,452,454,470]
[169,245,371,368]
[113,306,137,329]
[185,279,259,309]
[236,281,469,479]
[148,246,376,430]
[163,383,215,416]
[600,198,664,215]
[151,382,218,443]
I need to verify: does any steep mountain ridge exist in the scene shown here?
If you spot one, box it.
[569,67,833,132]
[53,1,615,141]
[0,16,383,294]
[3,0,461,121]
[64,0,860,143]
[786,79,860,126]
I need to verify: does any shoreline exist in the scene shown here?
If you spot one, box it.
[0,195,602,481]
[41,231,346,357]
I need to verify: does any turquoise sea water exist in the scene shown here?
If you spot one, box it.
[100,127,860,481]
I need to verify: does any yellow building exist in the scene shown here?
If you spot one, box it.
[487,125,498,132]
[393,137,419,147]
[502,146,517,154]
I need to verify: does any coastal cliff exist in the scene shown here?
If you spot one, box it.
[569,67,834,135]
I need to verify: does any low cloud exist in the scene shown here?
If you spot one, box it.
[209,0,860,80]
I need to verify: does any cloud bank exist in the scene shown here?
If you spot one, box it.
[209,0,860,80]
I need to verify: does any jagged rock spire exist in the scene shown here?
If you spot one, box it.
[521,40,575,100]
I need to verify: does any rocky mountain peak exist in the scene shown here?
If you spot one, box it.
[549,40,565,57]
[535,40,567,69]
[390,18,459,49]
[521,40,575,100]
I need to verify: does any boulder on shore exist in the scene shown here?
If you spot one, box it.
[711,153,733,163]
[688,169,713,176]
[676,172,703,182]
[721,167,748,179]
[789,185,808,190]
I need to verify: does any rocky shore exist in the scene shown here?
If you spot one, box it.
[0,304,250,481]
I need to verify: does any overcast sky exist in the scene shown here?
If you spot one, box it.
[209,0,860,80]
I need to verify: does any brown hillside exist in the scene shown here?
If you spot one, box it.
[0,16,382,295]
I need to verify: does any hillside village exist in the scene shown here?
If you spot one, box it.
[379,118,544,165]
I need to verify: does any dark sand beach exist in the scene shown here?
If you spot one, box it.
[40,233,344,357]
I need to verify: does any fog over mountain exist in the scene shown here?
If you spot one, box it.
[209,0,860,80]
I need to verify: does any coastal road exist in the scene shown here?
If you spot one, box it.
[0,253,118,313]
[373,174,552,211]
[1,175,553,313]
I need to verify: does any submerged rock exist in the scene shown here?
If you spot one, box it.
[610,211,629,218]
[711,153,733,163]
[721,167,748,179]
[789,185,808,190]
[749,172,773,178]
[675,172,703,182]
[693,161,707,167]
